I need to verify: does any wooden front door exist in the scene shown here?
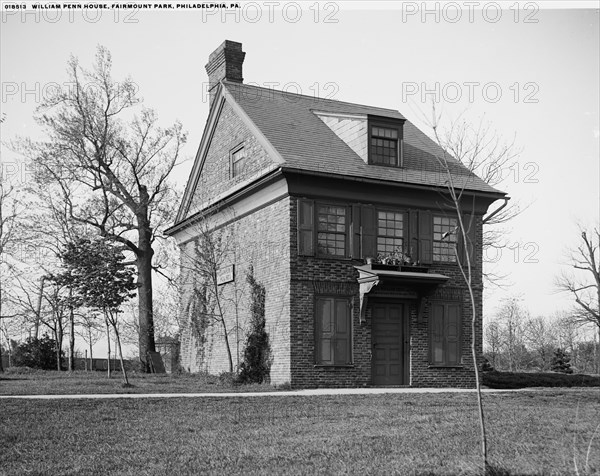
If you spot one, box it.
[371,301,409,386]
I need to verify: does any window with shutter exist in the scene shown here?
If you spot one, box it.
[315,296,352,365]
[297,199,349,258]
[429,302,462,366]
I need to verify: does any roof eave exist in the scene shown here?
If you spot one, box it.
[281,166,506,200]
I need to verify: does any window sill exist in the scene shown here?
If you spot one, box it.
[428,365,465,369]
[312,255,354,261]
[368,162,403,168]
[313,364,355,369]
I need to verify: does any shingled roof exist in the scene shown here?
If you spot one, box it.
[222,80,504,196]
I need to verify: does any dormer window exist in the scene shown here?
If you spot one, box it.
[368,117,404,167]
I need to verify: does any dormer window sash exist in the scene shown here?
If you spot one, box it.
[368,117,404,168]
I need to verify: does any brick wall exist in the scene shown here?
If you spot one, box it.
[178,198,291,384]
[288,196,484,389]
[175,94,291,384]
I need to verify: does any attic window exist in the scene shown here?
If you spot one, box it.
[230,144,247,178]
[369,119,404,167]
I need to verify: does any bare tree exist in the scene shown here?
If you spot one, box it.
[557,227,600,373]
[180,218,237,373]
[0,165,25,371]
[13,46,186,371]
[427,109,493,472]
[77,312,103,371]
[483,319,502,369]
[523,316,555,370]
[495,296,529,372]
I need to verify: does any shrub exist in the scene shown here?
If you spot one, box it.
[12,335,64,370]
[550,348,573,374]
[217,371,238,386]
[482,357,494,372]
[238,266,271,384]
[482,370,599,389]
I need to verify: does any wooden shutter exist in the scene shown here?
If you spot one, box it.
[351,204,361,259]
[361,205,377,259]
[445,304,461,365]
[430,303,445,365]
[408,210,418,260]
[316,298,334,364]
[297,199,314,256]
[334,299,350,364]
[418,210,433,264]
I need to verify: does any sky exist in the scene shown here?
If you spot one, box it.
[1,1,599,350]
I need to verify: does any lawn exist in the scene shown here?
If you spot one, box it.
[0,369,276,395]
[2,368,599,396]
[1,390,599,475]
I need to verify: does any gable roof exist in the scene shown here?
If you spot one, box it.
[171,80,506,232]
[222,80,504,196]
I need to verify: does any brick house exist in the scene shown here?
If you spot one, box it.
[166,40,507,388]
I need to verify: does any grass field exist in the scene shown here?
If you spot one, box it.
[0,369,275,395]
[2,368,598,396]
[1,389,599,475]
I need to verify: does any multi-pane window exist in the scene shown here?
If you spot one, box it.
[315,296,351,365]
[377,210,404,255]
[371,126,398,166]
[317,205,347,257]
[433,215,458,262]
[231,146,247,177]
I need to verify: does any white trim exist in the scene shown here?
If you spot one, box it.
[312,110,368,120]
[175,89,226,223]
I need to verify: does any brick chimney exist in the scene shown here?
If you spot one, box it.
[205,40,245,109]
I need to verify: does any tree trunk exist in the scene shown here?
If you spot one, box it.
[68,304,75,371]
[136,211,156,373]
[597,326,600,376]
[112,322,129,386]
[221,318,234,373]
[88,327,94,371]
[0,285,4,372]
[56,318,63,371]
[105,316,111,379]
[34,277,45,340]
[213,281,234,373]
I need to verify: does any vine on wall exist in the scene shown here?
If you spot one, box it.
[238,265,271,384]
